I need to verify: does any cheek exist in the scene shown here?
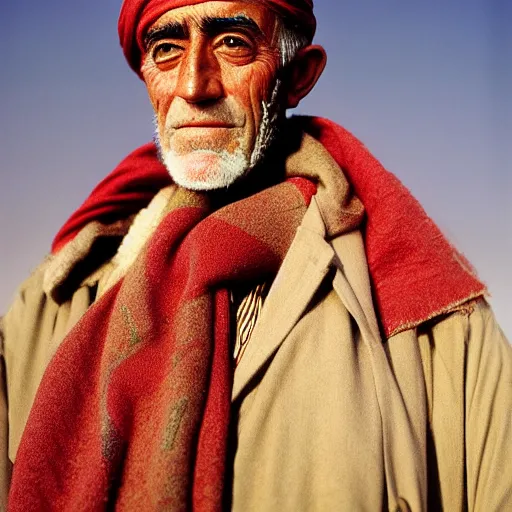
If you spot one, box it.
[142,62,176,127]
[222,59,279,125]
[233,52,279,114]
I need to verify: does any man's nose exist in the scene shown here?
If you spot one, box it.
[175,43,224,104]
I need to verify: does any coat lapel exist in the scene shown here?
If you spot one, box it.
[232,199,334,401]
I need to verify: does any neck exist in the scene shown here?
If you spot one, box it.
[207,119,303,210]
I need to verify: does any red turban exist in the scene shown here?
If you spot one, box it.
[118,0,316,77]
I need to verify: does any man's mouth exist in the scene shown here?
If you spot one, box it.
[173,121,236,129]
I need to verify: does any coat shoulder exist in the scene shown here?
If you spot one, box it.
[2,257,51,339]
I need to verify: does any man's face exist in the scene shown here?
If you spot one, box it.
[141,1,282,190]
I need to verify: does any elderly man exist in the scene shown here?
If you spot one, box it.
[2,0,511,510]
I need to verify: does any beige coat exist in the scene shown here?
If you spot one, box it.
[1,195,511,511]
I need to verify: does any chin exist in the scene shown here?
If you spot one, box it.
[163,148,250,191]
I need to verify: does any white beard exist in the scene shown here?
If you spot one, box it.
[162,144,250,191]
[154,79,284,191]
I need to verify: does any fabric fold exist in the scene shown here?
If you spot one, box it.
[9,180,320,510]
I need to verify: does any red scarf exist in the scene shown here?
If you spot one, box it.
[51,117,485,337]
[9,179,316,510]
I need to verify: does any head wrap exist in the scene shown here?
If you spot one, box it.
[118,0,316,77]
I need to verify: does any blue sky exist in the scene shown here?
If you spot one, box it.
[1,0,510,338]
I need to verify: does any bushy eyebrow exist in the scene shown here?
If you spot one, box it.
[144,15,263,49]
[200,16,263,38]
[145,22,188,49]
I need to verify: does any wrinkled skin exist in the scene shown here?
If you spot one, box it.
[141,1,282,189]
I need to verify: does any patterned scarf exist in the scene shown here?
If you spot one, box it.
[9,178,316,511]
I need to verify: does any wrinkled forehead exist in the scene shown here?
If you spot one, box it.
[119,0,316,77]
[146,2,278,41]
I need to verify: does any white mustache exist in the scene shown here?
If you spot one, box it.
[166,97,245,129]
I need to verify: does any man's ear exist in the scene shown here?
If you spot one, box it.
[285,45,327,109]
